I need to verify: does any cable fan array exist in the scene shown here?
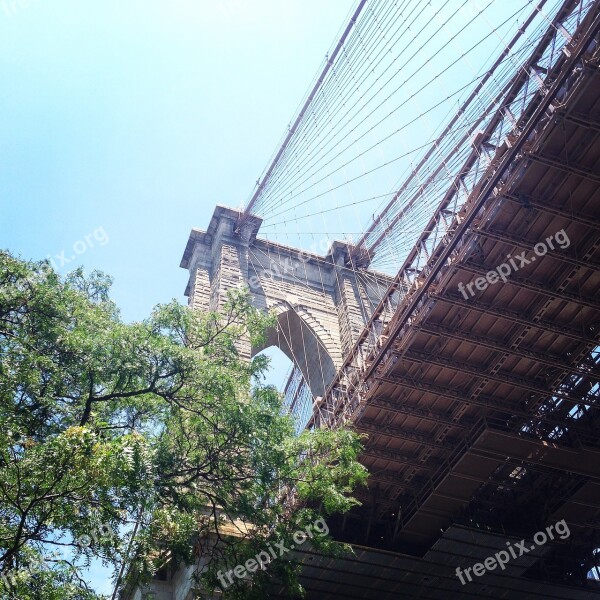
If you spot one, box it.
[242,0,583,275]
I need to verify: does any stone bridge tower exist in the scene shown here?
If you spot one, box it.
[180,206,392,399]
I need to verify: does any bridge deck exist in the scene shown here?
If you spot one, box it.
[321,4,600,591]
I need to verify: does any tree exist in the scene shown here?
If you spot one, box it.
[0,251,367,599]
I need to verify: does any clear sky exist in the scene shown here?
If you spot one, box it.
[0,0,352,323]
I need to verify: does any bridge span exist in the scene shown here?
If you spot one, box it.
[146,0,600,597]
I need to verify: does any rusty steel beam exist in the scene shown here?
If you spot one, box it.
[472,228,600,271]
[502,193,600,231]
[418,322,600,377]
[367,396,471,429]
[366,470,425,490]
[398,412,600,523]
[369,469,492,494]
[459,262,600,312]
[559,111,600,132]
[469,443,600,481]
[355,419,457,450]
[361,447,439,471]
[373,372,600,440]
[404,349,599,407]
[527,153,600,185]
[434,293,600,345]
[375,373,524,414]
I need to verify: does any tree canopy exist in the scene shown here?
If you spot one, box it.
[0,251,367,599]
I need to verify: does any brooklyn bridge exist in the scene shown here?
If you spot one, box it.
[146,0,600,597]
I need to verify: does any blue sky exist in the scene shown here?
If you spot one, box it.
[0,0,351,323]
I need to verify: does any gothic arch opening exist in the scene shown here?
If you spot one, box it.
[252,306,337,399]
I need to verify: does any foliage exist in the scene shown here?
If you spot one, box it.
[0,252,367,599]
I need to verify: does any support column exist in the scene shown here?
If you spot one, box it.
[188,265,211,312]
[330,242,371,357]
[181,207,262,361]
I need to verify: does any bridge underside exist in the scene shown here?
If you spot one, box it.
[270,524,600,599]
[315,13,600,595]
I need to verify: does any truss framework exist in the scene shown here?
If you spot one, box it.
[300,0,600,588]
